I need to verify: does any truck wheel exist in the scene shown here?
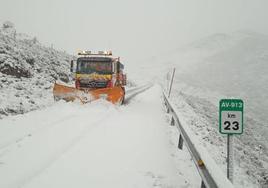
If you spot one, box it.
[121,87,125,105]
[121,95,125,105]
[54,96,60,101]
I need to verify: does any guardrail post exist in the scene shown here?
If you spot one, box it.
[170,116,175,126]
[168,68,176,98]
[166,107,170,113]
[178,134,183,149]
[201,181,206,188]
[164,100,169,113]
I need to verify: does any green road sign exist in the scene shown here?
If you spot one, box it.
[219,99,244,134]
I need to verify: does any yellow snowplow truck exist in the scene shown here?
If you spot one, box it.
[53,51,127,104]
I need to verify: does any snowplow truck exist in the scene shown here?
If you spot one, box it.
[53,51,126,104]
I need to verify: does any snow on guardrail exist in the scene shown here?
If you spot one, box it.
[163,91,234,188]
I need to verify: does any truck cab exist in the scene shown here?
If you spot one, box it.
[71,51,126,90]
[53,50,126,104]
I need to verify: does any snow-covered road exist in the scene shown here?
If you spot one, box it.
[0,85,199,188]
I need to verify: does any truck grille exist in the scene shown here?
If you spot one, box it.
[79,81,108,88]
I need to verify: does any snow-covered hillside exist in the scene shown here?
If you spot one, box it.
[0,22,72,118]
[160,31,268,188]
[174,31,268,123]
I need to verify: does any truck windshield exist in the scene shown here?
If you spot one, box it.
[77,61,112,74]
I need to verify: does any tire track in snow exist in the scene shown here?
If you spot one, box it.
[0,84,151,152]
[0,115,75,151]
[124,84,153,104]
[0,84,153,188]
[21,114,112,188]
[21,84,199,188]
[0,104,115,188]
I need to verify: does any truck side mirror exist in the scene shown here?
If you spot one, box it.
[70,60,74,72]
[117,62,120,73]
[123,74,127,85]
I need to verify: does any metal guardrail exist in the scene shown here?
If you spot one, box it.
[163,92,234,188]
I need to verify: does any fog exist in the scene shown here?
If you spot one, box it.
[1,0,268,66]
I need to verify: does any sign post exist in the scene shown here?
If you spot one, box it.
[219,99,244,183]
[227,134,234,182]
[168,68,176,98]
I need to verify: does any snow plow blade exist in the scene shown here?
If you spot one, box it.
[53,83,125,104]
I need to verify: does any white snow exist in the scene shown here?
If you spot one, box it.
[0,85,200,188]
[1,22,267,188]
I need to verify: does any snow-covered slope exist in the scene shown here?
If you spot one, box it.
[161,31,268,188]
[0,22,72,118]
[176,32,268,123]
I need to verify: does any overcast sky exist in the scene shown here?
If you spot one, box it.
[1,0,268,65]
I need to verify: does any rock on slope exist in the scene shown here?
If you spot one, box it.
[0,21,72,118]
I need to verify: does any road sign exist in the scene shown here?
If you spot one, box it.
[219,99,244,134]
